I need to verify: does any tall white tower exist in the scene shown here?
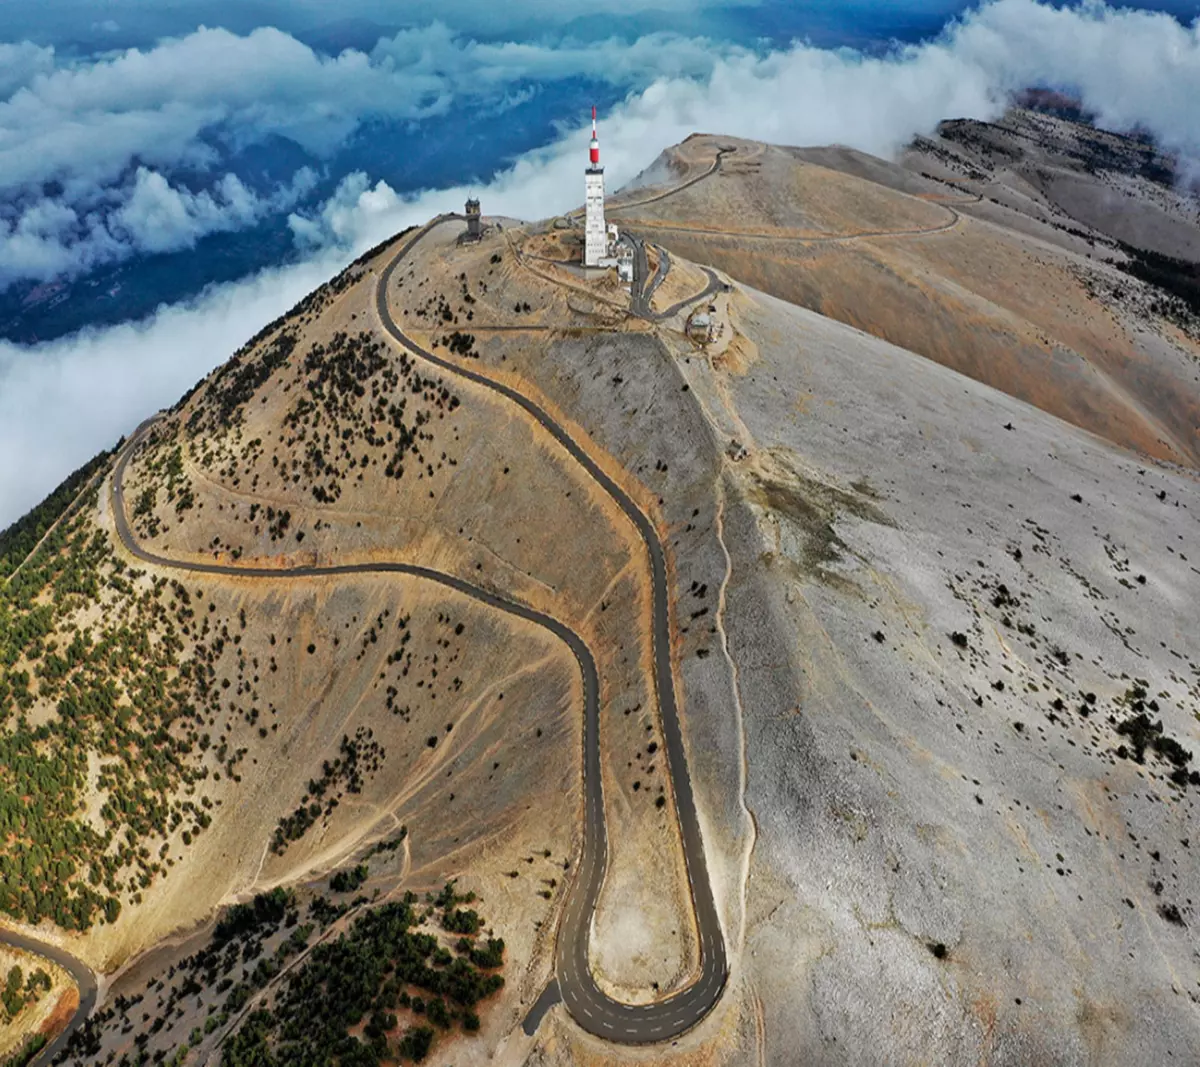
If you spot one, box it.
[584,106,607,268]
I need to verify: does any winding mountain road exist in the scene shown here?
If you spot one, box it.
[630,238,726,324]
[0,206,729,1059]
[376,220,728,1042]
[102,215,726,1048]
[642,243,671,307]
[108,400,724,1047]
[624,233,725,326]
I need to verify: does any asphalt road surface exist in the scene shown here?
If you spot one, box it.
[628,234,725,324]
[643,243,671,306]
[0,927,98,1066]
[0,208,729,1058]
[376,220,728,1043]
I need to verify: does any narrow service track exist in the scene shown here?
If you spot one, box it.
[607,147,735,215]
[621,205,968,244]
[609,142,978,246]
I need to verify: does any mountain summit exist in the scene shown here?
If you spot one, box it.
[2,111,1199,1066]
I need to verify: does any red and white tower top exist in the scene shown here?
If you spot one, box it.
[589,105,601,167]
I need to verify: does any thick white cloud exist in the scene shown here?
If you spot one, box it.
[949,0,1200,160]
[0,23,746,291]
[0,167,318,288]
[4,0,1200,525]
[113,167,318,253]
[369,23,743,91]
[581,0,1200,165]
[0,42,57,99]
[0,23,736,199]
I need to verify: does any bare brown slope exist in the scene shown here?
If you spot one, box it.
[89,220,706,1000]
[614,134,1200,468]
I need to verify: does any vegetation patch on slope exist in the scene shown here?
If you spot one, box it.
[1,962,52,1024]
[0,447,116,579]
[0,507,218,929]
[272,728,386,855]
[1113,241,1200,328]
[221,882,503,1066]
[2,1034,48,1067]
[57,872,506,1066]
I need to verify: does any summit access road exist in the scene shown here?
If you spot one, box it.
[96,217,726,1048]
[627,235,725,324]
[375,220,728,1043]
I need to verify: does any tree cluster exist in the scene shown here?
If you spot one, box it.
[223,892,505,1066]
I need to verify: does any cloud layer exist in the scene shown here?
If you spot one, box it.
[4,0,1200,524]
[0,23,747,290]
[0,23,740,191]
[0,167,318,287]
[7,3,1200,293]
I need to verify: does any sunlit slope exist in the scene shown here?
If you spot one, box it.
[119,222,705,998]
[616,133,1200,468]
[0,442,579,978]
[0,216,713,1025]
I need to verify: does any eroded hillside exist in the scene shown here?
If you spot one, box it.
[691,286,1200,1064]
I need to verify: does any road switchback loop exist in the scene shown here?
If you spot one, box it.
[375,220,728,1042]
[0,201,730,1060]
